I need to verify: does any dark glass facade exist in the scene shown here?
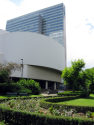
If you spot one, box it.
[6,3,65,45]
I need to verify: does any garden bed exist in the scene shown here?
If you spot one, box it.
[0,96,94,124]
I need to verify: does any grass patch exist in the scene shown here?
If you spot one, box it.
[0,94,42,99]
[57,96,94,106]
[0,121,7,125]
[0,96,8,99]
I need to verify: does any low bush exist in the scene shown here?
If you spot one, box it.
[46,96,79,103]
[58,91,83,96]
[17,79,41,95]
[0,106,94,125]
[0,83,22,95]
[0,79,41,95]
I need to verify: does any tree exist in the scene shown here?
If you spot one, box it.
[85,68,94,92]
[62,59,85,91]
[0,63,21,82]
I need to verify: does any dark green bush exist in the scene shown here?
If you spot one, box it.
[0,83,21,94]
[17,79,41,95]
[0,82,32,95]
[0,70,9,83]
[0,106,94,125]
[58,91,83,96]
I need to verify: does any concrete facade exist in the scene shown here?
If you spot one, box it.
[0,31,65,89]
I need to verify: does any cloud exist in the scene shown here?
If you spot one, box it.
[0,0,20,29]
[66,0,94,68]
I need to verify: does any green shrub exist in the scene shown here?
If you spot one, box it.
[0,82,32,95]
[49,106,54,114]
[17,79,41,95]
[0,70,9,83]
[17,87,32,94]
[58,91,82,96]
[0,83,22,94]
[90,112,94,118]
[0,106,94,125]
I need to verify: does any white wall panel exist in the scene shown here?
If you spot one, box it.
[0,31,66,82]
[2,32,65,71]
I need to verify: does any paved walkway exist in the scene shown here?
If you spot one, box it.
[41,93,57,97]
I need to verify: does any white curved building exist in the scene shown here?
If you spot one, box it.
[0,30,66,90]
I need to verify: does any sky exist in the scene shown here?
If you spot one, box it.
[0,0,94,69]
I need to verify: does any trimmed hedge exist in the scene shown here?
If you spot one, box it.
[0,106,94,125]
[40,96,79,109]
[58,91,83,96]
[40,96,94,113]
[45,96,79,103]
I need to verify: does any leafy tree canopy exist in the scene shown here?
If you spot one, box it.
[62,59,85,90]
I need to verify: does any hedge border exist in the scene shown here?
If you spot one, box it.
[58,91,83,96]
[0,95,59,104]
[0,106,94,125]
[40,96,94,113]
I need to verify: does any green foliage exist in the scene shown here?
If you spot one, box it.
[0,106,94,125]
[58,91,83,96]
[86,111,94,119]
[71,59,85,72]
[1,96,94,124]
[0,83,21,94]
[78,68,94,96]
[61,67,73,89]
[49,106,61,116]
[0,70,9,83]
[40,96,94,113]
[0,82,31,95]
[17,79,41,95]
[85,68,94,93]
[86,111,91,118]
[0,63,21,83]
[61,59,93,97]
[90,112,94,118]
[49,106,54,114]
[0,79,41,95]
[0,121,7,125]
[40,96,79,110]
[62,59,85,90]
[80,80,91,97]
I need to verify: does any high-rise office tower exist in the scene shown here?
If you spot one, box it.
[2,3,66,89]
[6,3,66,46]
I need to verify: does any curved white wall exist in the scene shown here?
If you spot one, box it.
[1,32,65,71]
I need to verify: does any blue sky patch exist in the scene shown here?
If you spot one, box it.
[9,0,23,5]
[87,23,94,30]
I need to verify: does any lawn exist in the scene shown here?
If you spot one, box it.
[0,94,42,99]
[57,94,94,106]
[0,121,7,125]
